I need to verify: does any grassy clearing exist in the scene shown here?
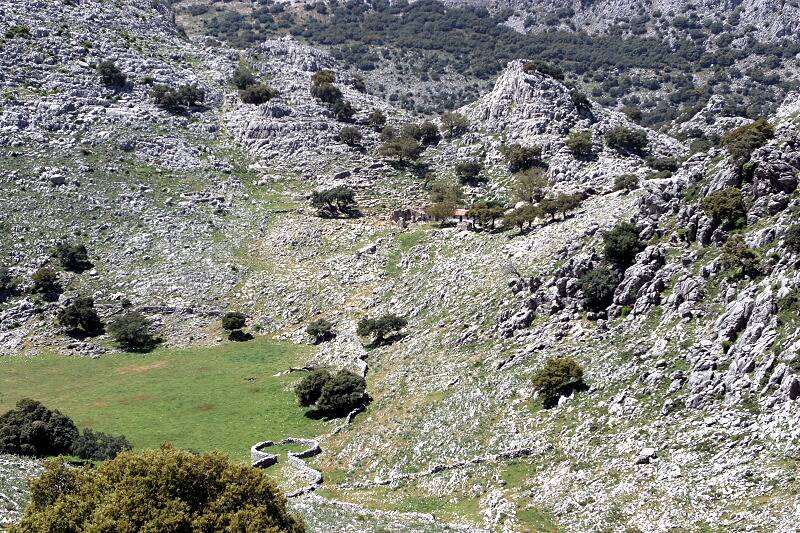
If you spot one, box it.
[385,226,430,277]
[0,337,324,461]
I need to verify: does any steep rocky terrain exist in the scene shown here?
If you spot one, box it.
[2,0,800,531]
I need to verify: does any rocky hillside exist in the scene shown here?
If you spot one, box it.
[2,0,800,531]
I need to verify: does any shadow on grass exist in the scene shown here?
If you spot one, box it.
[541,381,590,409]
[228,330,254,342]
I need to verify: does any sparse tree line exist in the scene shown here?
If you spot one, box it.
[0,398,130,460]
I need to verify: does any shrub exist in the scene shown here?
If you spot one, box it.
[52,242,91,273]
[31,267,59,295]
[778,287,800,314]
[614,174,639,192]
[418,120,441,145]
[5,25,31,39]
[605,126,648,154]
[502,143,543,173]
[0,399,78,457]
[454,161,485,185]
[578,267,618,311]
[57,297,103,336]
[646,156,679,172]
[702,188,746,229]
[71,429,132,461]
[316,370,367,415]
[721,118,774,167]
[338,126,362,146]
[531,357,585,406]
[379,136,423,164]
[356,313,407,344]
[622,105,642,123]
[0,267,19,303]
[311,69,336,86]
[310,186,357,215]
[221,311,247,331]
[310,81,342,103]
[603,221,642,266]
[306,319,334,343]
[566,130,593,157]
[13,445,304,532]
[785,224,800,253]
[151,84,205,112]
[512,168,547,203]
[368,110,386,131]
[504,203,540,231]
[97,60,126,88]
[570,89,590,110]
[523,60,564,80]
[231,65,257,90]
[240,83,277,104]
[107,311,156,351]
[294,369,332,407]
[440,112,469,138]
[720,234,760,279]
[426,181,465,223]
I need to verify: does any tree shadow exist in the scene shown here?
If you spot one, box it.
[367,332,406,349]
[121,336,163,354]
[65,326,105,340]
[228,330,254,342]
[541,381,590,409]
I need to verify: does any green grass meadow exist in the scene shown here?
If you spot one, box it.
[0,338,323,460]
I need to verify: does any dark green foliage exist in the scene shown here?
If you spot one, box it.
[603,221,642,266]
[240,83,277,104]
[52,242,91,273]
[604,126,648,154]
[310,81,342,103]
[31,267,59,295]
[570,89,590,110]
[231,65,257,90]
[311,186,357,215]
[511,168,547,204]
[426,181,465,222]
[418,120,441,145]
[721,118,774,167]
[0,399,78,457]
[454,161,485,185]
[721,234,760,279]
[311,70,336,85]
[367,110,387,131]
[331,99,355,122]
[221,312,247,331]
[613,174,639,192]
[578,267,618,311]
[566,130,593,157]
[306,319,334,343]
[504,203,539,231]
[784,224,800,253]
[531,357,585,406]
[645,156,679,172]
[0,267,19,303]
[12,445,304,532]
[379,136,423,164]
[310,69,355,121]
[316,370,367,415]
[702,188,746,229]
[622,105,642,123]
[294,370,332,407]
[338,126,362,146]
[151,84,205,112]
[57,297,103,337]
[778,288,800,314]
[5,25,30,39]
[71,429,132,461]
[523,60,564,80]
[467,200,505,229]
[357,314,408,344]
[97,60,126,88]
[107,311,156,351]
[502,144,543,173]
[440,112,469,139]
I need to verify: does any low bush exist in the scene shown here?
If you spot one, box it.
[502,143,543,173]
[107,311,156,351]
[0,399,78,457]
[603,221,643,266]
[578,267,618,311]
[71,428,132,461]
[721,118,774,167]
[0,267,19,303]
[57,297,103,337]
[316,370,367,415]
[523,60,564,80]
[720,234,760,279]
[240,83,277,104]
[97,60,126,88]
[31,267,59,296]
[356,314,407,345]
[52,242,91,273]
[338,126,362,146]
[367,110,386,131]
[605,126,648,154]
[532,356,585,406]
[784,224,800,253]
[613,174,639,192]
[702,187,746,229]
[454,161,485,185]
[440,112,469,138]
[221,312,247,331]
[311,186,357,215]
[566,130,593,157]
[306,319,334,343]
[295,369,332,407]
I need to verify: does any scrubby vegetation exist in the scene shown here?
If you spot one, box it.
[721,118,774,167]
[57,297,103,337]
[502,144,543,173]
[31,267,59,297]
[566,130,593,157]
[52,242,91,273]
[440,112,469,138]
[721,234,761,279]
[532,357,586,407]
[603,221,643,267]
[0,267,19,303]
[294,369,367,416]
[107,311,157,351]
[579,267,618,311]
[306,319,334,343]
[454,161,485,186]
[0,399,78,457]
[310,186,358,216]
[613,174,639,192]
[357,313,408,345]
[97,60,126,88]
[151,83,205,112]
[11,445,304,532]
[604,127,648,154]
[703,188,747,229]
